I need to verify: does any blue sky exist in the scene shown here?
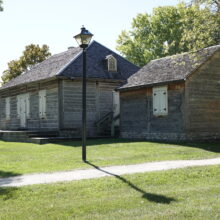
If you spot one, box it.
[0,0,180,77]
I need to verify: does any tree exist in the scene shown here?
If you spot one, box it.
[2,44,51,84]
[0,0,3,11]
[116,3,220,66]
[179,3,219,51]
[190,0,220,12]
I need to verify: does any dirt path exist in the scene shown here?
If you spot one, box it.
[1,157,220,187]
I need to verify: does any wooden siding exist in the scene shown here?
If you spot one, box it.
[0,78,120,135]
[62,80,119,136]
[99,82,116,118]
[120,83,185,140]
[0,97,6,129]
[0,79,59,130]
[185,51,220,138]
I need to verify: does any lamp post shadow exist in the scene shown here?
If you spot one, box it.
[0,171,20,200]
[86,161,177,204]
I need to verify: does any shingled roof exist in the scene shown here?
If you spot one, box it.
[0,41,139,90]
[0,47,82,90]
[119,45,220,91]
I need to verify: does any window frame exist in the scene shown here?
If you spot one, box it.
[107,55,117,72]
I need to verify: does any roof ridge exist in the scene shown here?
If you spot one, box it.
[0,41,139,90]
[51,46,80,57]
[118,44,220,91]
[150,44,220,63]
[55,42,97,76]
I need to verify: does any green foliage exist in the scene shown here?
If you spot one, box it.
[116,3,220,66]
[0,0,3,11]
[190,0,220,12]
[1,44,51,84]
[180,4,220,51]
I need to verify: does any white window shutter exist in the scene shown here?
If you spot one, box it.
[153,91,159,115]
[113,91,120,113]
[5,97,10,120]
[39,91,42,118]
[158,91,163,114]
[26,93,30,118]
[17,96,21,118]
[43,90,46,117]
[153,86,168,116]
[42,93,45,117]
[39,90,46,118]
[161,90,168,115]
[44,92,46,116]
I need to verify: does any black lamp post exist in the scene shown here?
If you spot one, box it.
[74,26,93,162]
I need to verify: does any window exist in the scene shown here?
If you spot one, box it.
[153,86,168,116]
[39,90,46,118]
[5,97,10,120]
[106,55,117,72]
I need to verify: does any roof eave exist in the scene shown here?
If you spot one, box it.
[0,76,57,92]
[64,76,125,83]
[117,79,185,92]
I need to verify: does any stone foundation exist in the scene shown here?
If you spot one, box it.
[120,131,220,142]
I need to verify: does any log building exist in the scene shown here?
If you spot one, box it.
[118,45,220,141]
[0,41,139,139]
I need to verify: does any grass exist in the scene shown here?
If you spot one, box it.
[0,165,220,219]
[0,139,220,177]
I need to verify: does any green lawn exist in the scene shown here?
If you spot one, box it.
[0,139,220,177]
[0,165,220,220]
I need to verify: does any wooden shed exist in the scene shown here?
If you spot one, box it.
[118,45,220,141]
[0,41,139,138]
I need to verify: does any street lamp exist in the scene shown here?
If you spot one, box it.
[74,26,93,162]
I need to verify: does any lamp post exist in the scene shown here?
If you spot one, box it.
[74,26,93,162]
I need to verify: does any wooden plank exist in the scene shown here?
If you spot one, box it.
[185,52,220,134]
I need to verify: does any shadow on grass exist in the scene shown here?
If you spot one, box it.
[179,142,220,153]
[86,161,176,204]
[0,171,21,178]
[0,171,20,200]
[0,187,18,200]
[54,138,220,153]
[52,138,135,148]
[3,136,219,153]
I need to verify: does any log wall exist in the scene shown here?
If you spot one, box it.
[61,79,119,136]
[0,79,59,131]
[120,83,186,140]
[185,51,220,140]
